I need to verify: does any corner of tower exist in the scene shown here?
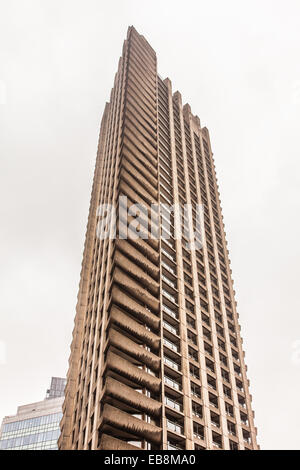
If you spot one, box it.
[183,103,192,121]
[163,77,172,89]
[127,25,135,39]
[183,103,201,130]
[103,101,110,115]
[202,126,210,139]
[126,25,156,58]
[193,114,201,129]
[173,90,182,105]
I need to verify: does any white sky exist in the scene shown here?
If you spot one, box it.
[1,0,300,450]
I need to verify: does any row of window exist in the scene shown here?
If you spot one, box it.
[1,413,62,434]
[0,428,60,449]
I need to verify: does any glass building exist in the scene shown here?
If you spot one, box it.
[46,377,67,400]
[0,377,65,450]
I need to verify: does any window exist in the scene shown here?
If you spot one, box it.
[207,374,216,390]
[212,431,222,449]
[236,378,244,391]
[225,402,234,417]
[193,422,204,440]
[227,420,236,436]
[185,285,193,299]
[215,311,223,324]
[238,394,246,408]
[216,324,224,337]
[240,412,248,425]
[243,429,251,444]
[195,444,206,450]
[187,330,197,345]
[204,342,213,356]
[190,364,200,379]
[188,346,198,361]
[221,368,230,383]
[229,440,238,450]
[205,358,214,373]
[223,385,232,399]
[192,402,202,418]
[209,392,218,408]
[191,382,201,398]
[187,314,196,329]
[231,348,239,361]
[211,411,220,428]
[219,352,227,366]
[203,327,211,341]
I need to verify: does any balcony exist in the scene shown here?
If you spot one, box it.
[162,248,176,263]
[162,261,176,276]
[212,432,222,449]
[167,441,184,450]
[163,320,178,336]
[162,236,175,250]
[189,365,200,380]
[191,398,203,417]
[165,396,182,412]
[243,432,251,444]
[238,398,247,409]
[193,423,204,441]
[188,347,198,362]
[164,355,180,372]
[162,274,177,290]
[162,289,177,305]
[209,393,218,408]
[164,375,181,391]
[162,303,178,320]
[163,337,179,353]
[191,383,201,399]
[167,419,184,435]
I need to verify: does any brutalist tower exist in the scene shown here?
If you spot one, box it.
[59,26,258,451]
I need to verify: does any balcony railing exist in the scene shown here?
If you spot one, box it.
[162,289,177,304]
[164,375,181,391]
[162,261,176,276]
[163,337,179,353]
[162,304,178,319]
[163,321,178,336]
[193,432,204,441]
[165,396,181,412]
[164,356,180,371]
[167,442,184,450]
[167,420,183,435]
[161,248,176,262]
[162,275,177,290]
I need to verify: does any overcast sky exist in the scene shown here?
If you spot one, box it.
[1,0,300,450]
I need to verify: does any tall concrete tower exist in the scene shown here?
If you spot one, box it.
[59,26,258,451]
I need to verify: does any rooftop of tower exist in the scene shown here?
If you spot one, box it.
[123,25,205,132]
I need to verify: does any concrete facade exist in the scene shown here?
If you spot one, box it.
[59,27,259,451]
